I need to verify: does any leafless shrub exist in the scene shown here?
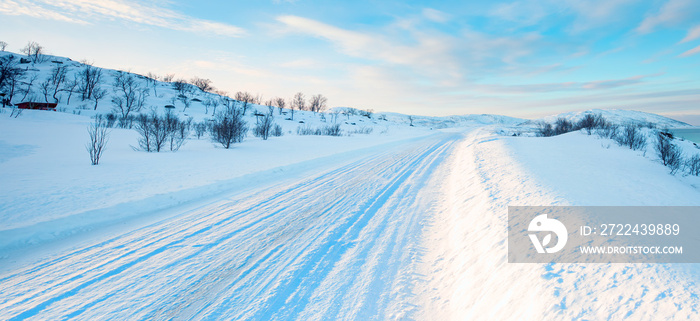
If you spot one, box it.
[253,112,275,140]
[554,117,573,135]
[194,121,208,139]
[211,106,248,148]
[596,122,619,139]
[687,154,700,176]
[133,112,190,152]
[536,122,554,137]
[272,124,283,137]
[654,132,682,174]
[348,127,373,135]
[86,119,109,165]
[296,124,342,136]
[577,113,607,135]
[615,125,647,151]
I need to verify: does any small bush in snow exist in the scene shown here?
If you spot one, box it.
[687,154,700,176]
[323,124,342,136]
[595,122,619,139]
[348,127,373,135]
[554,117,574,135]
[86,119,109,165]
[134,112,190,152]
[211,106,248,148]
[654,132,682,174]
[615,125,647,151]
[271,124,283,137]
[296,124,342,136]
[577,113,607,135]
[297,125,320,135]
[536,122,555,137]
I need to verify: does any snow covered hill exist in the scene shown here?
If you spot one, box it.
[524,108,692,129]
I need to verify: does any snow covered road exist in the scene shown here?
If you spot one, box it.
[0,131,461,320]
[3,127,700,320]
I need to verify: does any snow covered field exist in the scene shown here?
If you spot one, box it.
[2,53,700,319]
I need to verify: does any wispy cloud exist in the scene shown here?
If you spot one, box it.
[422,8,450,23]
[0,0,245,37]
[0,0,85,24]
[636,0,700,33]
[275,15,459,79]
[486,0,637,32]
[681,25,700,43]
[680,45,700,57]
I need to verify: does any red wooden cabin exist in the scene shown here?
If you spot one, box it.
[15,102,58,110]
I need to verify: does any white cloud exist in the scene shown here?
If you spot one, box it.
[0,0,245,37]
[422,8,450,23]
[680,45,700,57]
[681,24,700,43]
[637,0,700,33]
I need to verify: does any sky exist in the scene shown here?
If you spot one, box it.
[1,0,700,123]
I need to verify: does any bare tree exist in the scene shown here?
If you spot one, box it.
[202,98,213,114]
[210,97,220,115]
[145,72,159,96]
[40,79,51,103]
[92,87,107,110]
[179,94,191,112]
[20,41,45,63]
[252,93,263,105]
[19,73,38,102]
[309,94,328,113]
[172,79,194,96]
[291,92,305,112]
[234,91,254,115]
[86,119,109,165]
[191,76,214,92]
[0,41,7,51]
[62,74,79,104]
[162,74,175,82]
[78,63,103,101]
[40,65,68,103]
[273,97,286,115]
[111,72,149,118]
[0,55,24,104]
[253,112,274,140]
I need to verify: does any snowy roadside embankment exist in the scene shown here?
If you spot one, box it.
[417,128,700,320]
